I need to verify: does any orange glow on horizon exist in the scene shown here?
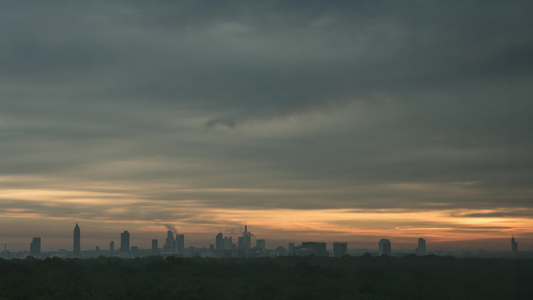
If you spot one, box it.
[2,179,533,249]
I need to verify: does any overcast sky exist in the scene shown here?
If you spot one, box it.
[1,0,533,251]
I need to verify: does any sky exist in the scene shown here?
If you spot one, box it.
[1,0,533,251]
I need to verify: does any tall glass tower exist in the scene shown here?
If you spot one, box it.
[73,223,81,257]
[120,231,130,252]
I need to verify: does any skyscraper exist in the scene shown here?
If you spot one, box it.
[378,239,391,256]
[333,242,348,257]
[512,236,518,254]
[73,223,81,257]
[120,231,130,252]
[416,238,426,256]
[164,231,175,253]
[223,236,233,250]
[30,237,41,257]
[243,225,251,250]
[109,241,114,253]
[152,239,158,255]
[215,232,224,250]
[176,234,185,256]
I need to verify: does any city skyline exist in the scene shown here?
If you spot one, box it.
[0,223,525,254]
[1,1,533,251]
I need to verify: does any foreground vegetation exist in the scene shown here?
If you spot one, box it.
[1,255,532,299]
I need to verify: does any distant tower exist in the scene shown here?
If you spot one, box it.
[164,231,175,253]
[176,234,185,255]
[416,238,426,256]
[216,232,224,250]
[243,225,251,249]
[223,236,233,249]
[30,237,41,257]
[333,242,348,257]
[378,239,391,256]
[120,231,130,252]
[109,241,114,253]
[511,236,518,254]
[152,239,158,255]
[73,223,81,257]
[256,239,266,250]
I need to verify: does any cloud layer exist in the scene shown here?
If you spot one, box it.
[1,0,533,249]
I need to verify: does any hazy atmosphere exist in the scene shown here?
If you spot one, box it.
[1,0,533,251]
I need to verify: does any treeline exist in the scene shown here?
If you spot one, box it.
[1,255,533,299]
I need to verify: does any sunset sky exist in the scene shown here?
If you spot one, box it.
[1,1,533,251]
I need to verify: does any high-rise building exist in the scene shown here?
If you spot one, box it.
[152,239,158,254]
[243,225,251,250]
[30,237,41,257]
[73,223,81,257]
[176,234,185,255]
[512,237,518,254]
[301,242,328,256]
[223,236,233,250]
[333,242,348,257]
[378,239,391,256]
[416,238,426,256]
[165,231,175,253]
[256,239,266,250]
[109,241,114,253]
[215,232,224,250]
[120,231,130,252]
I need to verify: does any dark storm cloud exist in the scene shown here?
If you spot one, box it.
[1,0,532,217]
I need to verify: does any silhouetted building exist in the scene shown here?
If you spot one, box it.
[120,231,130,252]
[238,236,244,249]
[379,239,391,256]
[109,241,114,253]
[301,242,328,256]
[243,225,252,250]
[333,242,348,257]
[416,238,426,256]
[215,232,224,250]
[176,234,185,255]
[223,236,232,249]
[275,246,287,256]
[165,231,175,253]
[152,239,158,254]
[289,243,295,255]
[30,237,41,257]
[512,237,518,254]
[73,223,81,257]
[256,239,265,250]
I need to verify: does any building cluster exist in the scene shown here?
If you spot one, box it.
[159,230,185,255]
[0,223,523,260]
[213,225,260,258]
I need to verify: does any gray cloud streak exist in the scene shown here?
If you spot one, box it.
[1,0,533,225]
